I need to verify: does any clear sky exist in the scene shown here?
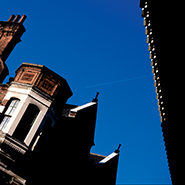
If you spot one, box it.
[1,0,171,184]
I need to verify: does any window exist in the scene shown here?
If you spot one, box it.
[0,99,20,131]
[13,104,40,142]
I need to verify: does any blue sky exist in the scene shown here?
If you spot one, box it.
[1,0,171,184]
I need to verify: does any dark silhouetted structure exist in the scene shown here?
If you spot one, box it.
[140,1,182,184]
[0,16,120,185]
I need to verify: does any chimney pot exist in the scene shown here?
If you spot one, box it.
[19,15,27,24]
[8,14,15,22]
[13,15,21,23]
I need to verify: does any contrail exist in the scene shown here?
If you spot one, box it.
[86,75,152,88]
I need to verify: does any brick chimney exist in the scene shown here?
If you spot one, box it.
[0,15,27,83]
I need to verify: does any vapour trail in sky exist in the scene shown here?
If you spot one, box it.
[86,75,152,88]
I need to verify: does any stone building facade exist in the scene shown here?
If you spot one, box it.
[0,15,120,185]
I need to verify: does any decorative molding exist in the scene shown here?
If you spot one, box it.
[37,75,57,96]
[0,132,28,155]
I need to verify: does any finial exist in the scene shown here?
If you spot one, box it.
[92,92,100,102]
[114,144,121,153]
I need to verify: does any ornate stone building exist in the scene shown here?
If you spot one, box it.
[0,15,120,185]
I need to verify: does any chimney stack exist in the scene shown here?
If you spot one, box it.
[0,15,27,83]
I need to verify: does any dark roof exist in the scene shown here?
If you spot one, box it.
[61,101,97,118]
[89,150,120,185]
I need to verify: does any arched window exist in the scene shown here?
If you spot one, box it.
[13,104,40,142]
[0,98,20,131]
